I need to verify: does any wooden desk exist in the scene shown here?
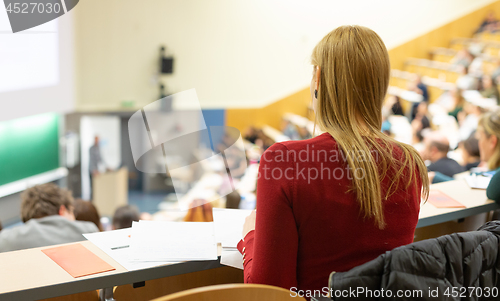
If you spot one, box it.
[416,179,499,228]
[1,180,497,300]
[0,241,225,300]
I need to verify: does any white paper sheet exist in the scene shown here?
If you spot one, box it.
[220,249,244,270]
[465,174,491,189]
[83,228,175,271]
[129,221,218,262]
[212,208,253,248]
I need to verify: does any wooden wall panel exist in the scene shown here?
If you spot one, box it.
[226,88,310,133]
[227,1,500,132]
[390,1,500,70]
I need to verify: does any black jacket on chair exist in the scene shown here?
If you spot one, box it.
[326,221,500,300]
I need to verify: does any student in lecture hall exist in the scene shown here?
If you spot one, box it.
[477,109,500,203]
[236,25,430,297]
[421,131,464,178]
[112,205,140,230]
[74,198,103,231]
[0,183,99,253]
[430,109,500,195]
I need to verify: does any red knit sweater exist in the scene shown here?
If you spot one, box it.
[237,133,422,295]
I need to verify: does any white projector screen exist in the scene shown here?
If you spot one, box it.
[0,7,74,122]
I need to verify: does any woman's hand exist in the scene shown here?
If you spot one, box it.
[242,210,256,239]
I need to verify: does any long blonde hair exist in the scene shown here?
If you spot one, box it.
[311,25,429,229]
[479,109,500,170]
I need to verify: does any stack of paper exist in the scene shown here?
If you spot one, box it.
[84,221,217,271]
[130,221,217,262]
[212,208,253,269]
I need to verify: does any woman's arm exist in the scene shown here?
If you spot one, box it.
[486,170,500,203]
[237,143,298,289]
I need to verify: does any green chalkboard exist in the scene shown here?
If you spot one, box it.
[0,113,59,186]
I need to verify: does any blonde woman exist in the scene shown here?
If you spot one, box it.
[477,109,500,202]
[237,25,429,296]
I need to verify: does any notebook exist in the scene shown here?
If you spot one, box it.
[427,190,466,208]
[42,243,116,278]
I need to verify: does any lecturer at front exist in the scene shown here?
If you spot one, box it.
[89,135,103,200]
[237,25,430,296]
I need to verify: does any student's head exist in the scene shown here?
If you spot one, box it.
[412,74,422,85]
[464,102,486,116]
[487,11,496,22]
[310,25,429,229]
[280,119,291,130]
[416,101,428,116]
[482,75,494,89]
[458,65,468,76]
[461,134,481,164]
[112,205,140,230]
[456,49,467,59]
[465,50,474,61]
[74,199,103,231]
[451,88,465,107]
[422,132,450,162]
[311,25,389,123]
[21,183,75,223]
[94,135,100,145]
[225,191,241,209]
[477,109,500,170]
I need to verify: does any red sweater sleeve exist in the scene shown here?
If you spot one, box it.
[236,143,298,289]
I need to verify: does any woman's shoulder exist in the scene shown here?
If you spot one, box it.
[270,132,336,151]
[265,133,406,158]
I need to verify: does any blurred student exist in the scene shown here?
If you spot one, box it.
[477,110,500,203]
[183,199,213,222]
[244,126,259,144]
[238,26,429,295]
[89,135,103,199]
[225,191,242,209]
[458,102,486,141]
[382,95,404,118]
[480,75,500,104]
[74,199,103,231]
[280,119,299,140]
[491,59,500,81]
[389,95,404,116]
[476,11,499,33]
[411,102,431,143]
[451,49,472,69]
[456,65,478,91]
[409,75,430,120]
[112,205,140,230]
[460,134,481,171]
[447,88,465,121]
[421,132,464,178]
[0,184,98,252]
[468,53,483,77]
[298,126,312,140]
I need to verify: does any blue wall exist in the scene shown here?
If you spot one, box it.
[200,109,225,151]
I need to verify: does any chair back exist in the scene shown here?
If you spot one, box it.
[151,283,305,301]
[40,290,99,301]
